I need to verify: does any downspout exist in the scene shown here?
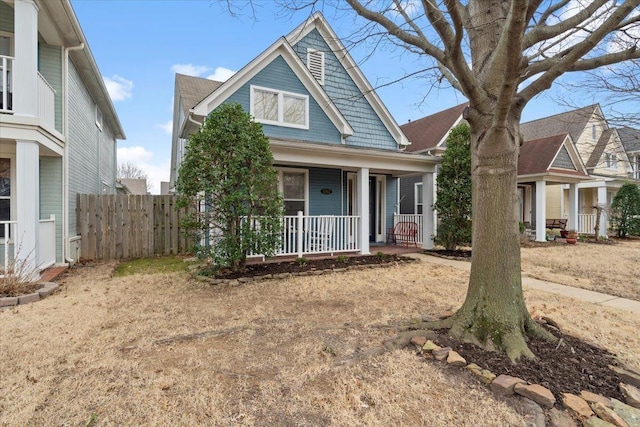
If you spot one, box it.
[62,43,84,266]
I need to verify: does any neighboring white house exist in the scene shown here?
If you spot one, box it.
[0,0,125,277]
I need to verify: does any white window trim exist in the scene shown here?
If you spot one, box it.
[250,85,309,130]
[0,155,14,241]
[605,152,618,170]
[95,105,103,131]
[414,182,423,214]
[306,48,325,85]
[276,167,309,215]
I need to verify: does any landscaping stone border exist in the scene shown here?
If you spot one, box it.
[193,258,417,286]
[411,335,640,427]
[0,282,59,308]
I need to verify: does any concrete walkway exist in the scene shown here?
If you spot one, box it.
[418,254,640,314]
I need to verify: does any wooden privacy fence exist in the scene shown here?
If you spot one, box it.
[77,194,194,260]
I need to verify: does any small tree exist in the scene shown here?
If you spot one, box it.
[610,183,640,238]
[434,124,472,251]
[176,103,283,272]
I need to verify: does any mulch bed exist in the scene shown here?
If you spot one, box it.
[423,249,472,260]
[204,254,414,280]
[429,326,624,406]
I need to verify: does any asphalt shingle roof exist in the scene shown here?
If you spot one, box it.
[618,126,640,154]
[175,73,223,117]
[585,128,615,168]
[518,134,568,175]
[400,103,468,153]
[520,104,600,142]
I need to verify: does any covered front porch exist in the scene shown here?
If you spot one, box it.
[0,138,63,279]
[256,139,439,257]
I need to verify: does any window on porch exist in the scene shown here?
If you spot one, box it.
[0,158,10,238]
[278,169,308,215]
[414,183,423,214]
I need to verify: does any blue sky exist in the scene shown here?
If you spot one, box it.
[70,0,623,193]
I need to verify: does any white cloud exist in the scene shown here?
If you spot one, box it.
[103,75,133,102]
[117,146,169,194]
[118,146,154,164]
[171,63,211,77]
[158,120,173,135]
[206,67,236,82]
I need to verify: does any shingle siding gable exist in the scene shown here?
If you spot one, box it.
[224,55,342,144]
[292,29,397,151]
[552,146,576,170]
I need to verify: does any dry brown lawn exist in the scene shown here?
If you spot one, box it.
[521,239,640,301]
[1,242,638,426]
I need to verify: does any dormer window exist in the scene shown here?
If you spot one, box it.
[250,85,309,129]
[591,124,596,141]
[307,49,325,85]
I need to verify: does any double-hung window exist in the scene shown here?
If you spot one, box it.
[277,169,308,215]
[250,85,308,129]
[605,152,618,170]
[0,158,10,238]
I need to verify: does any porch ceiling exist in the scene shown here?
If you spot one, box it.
[270,139,439,176]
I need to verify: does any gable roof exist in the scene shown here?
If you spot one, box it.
[619,126,640,154]
[518,133,588,179]
[585,128,616,168]
[190,36,353,138]
[175,73,223,118]
[520,104,602,142]
[285,12,409,147]
[400,103,468,153]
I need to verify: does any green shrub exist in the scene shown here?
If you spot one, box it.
[610,183,640,238]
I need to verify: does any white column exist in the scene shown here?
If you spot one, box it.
[357,167,369,254]
[422,172,434,249]
[597,186,607,238]
[569,183,578,232]
[16,140,40,277]
[535,180,546,242]
[13,0,39,117]
[432,169,438,239]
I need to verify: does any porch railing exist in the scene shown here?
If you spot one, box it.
[0,216,56,277]
[37,72,56,129]
[563,213,607,235]
[38,215,56,270]
[393,213,423,245]
[248,213,361,258]
[0,221,18,276]
[0,55,12,113]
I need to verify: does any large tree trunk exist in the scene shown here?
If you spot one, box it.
[447,114,555,361]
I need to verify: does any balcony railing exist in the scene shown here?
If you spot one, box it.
[37,72,56,129]
[0,55,12,113]
[0,56,56,129]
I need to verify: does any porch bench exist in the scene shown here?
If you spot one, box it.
[545,219,567,231]
[386,221,419,247]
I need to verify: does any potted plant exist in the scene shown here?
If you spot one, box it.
[566,229,578,244]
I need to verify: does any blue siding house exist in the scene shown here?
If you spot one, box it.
[170,12,438,255]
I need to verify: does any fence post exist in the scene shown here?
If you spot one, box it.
[297,211,304,258]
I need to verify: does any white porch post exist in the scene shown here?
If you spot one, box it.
[597,186,607,238]
[422,172,435,249]
[357,167,370,254]
[13,0,39,117]
[568,183,578,232]
[535,180,546,242]
[16,140,40,277]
